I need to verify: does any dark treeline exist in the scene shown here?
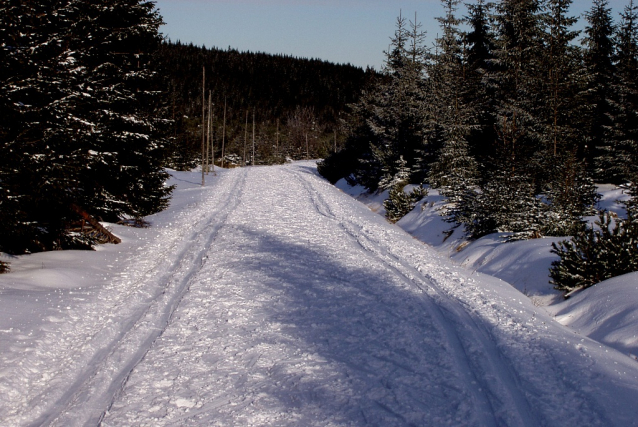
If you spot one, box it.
[0,2,376,261]
[3,0,636,289]
[158,41,377,168]
[319,0,638,292]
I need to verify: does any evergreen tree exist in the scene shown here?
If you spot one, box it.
[610,0,638,184]
[0,0,91,252]
[457,125,546,241]
[491,0,547,174]
[580,0,617,181]
[73,0,171,221]
[364,13,430,189]
[456,0,548,240]
[542,150,600,237]
[384,184,427,224]
[550,208,638,293]
[428,0,480,220]
[382,156,427,223]
[341,87,386,191]
[535,0,600,234]
[379,156,411,191]
[541,0,581,160]
[465,0,496,74]
[463,0,498,171]
[491,0,546,155]
[0,0,171,254]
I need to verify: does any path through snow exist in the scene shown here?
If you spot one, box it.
[2,163,638,426]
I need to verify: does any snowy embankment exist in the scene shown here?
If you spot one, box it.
[336,180,638,360]
[0,162,637,426]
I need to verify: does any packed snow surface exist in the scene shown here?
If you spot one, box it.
[1,162,638,426]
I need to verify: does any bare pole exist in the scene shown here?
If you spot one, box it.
[252,109,256,166]
[201,67,205,186]
[276,118,279,156]
[211,98,216,174]
[205,91,211,174]
[305,133,309,160]
[210,98,215,172]
[334,129,337,153]
[243,110,248,167]
[221,96,227,168]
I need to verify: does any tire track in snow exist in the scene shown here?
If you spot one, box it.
[29,168,248,427]
[290,166,608,427]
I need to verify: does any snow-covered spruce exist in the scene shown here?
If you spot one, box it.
[0,0,169,254]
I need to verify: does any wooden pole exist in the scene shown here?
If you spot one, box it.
[211,97,216,175]
[201,67,205,186]
[208,91,215,174]
[205,91,211,174]
[243,110,248,166]
[252,110,256,166]
[221,97,227,168]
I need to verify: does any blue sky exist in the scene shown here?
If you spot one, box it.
[153,0,631,70]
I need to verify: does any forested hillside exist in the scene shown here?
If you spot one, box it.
[319,0,638,292]
[157,41,376,168]
[0,3,374,260]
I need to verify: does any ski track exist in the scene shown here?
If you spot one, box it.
[290,167,606,426]
[2,169,248,426]
[98,164,636,426]
[4,163,638,426]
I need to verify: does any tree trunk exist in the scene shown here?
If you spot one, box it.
[71,204,121,244]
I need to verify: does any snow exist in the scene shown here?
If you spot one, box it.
[343,181,638,359]
[1,162,638,426]
[546,273,638,361]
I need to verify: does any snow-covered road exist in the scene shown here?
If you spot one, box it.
[2,163,638,426]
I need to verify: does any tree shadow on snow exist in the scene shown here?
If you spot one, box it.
[202,225,477,426]
[195,224,638,427]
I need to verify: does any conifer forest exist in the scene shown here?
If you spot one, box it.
[2,0,638,291]
[0,0,373,256]
[319,0,638,291]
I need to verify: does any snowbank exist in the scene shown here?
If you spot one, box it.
[547,272,638,360]
[336,178,638,360]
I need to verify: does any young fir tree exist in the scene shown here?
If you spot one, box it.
[580,0,617,181]
[379,155,412,191]
[332,86,386,190]
[550,207,638,293]
[383,156,427,223]
[610,0,638,184]
[463,0,498,172]
[364,13,429,189]
[457,117,546,240]
[542,150,600,237]
[428,0,480,221]
[458,0,546,240]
